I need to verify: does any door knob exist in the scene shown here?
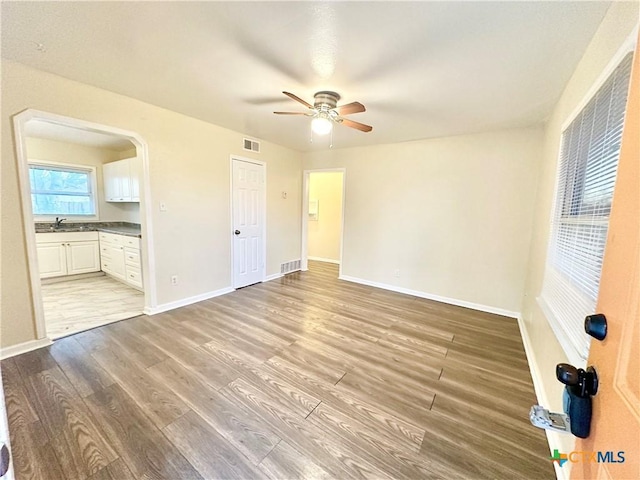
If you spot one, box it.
[234,230,241,235]
[0,443,10,477]
[556,363,598,397]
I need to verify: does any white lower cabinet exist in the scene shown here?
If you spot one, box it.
[66,241,102,275]
[36,243,68,278]
[36,232,100,279]
[99,232,143,291]
[101,244,126,280]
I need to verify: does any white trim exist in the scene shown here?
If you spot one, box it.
[561,27,638,131]
[230,156,267,289]
[339,274,520,319]
[264,272,284,282]
[12,109,158,343]
[0,338,53,360]
[301,168,346,276]
[536,294,587,368]
[517,315,571,480]
[308,256,340,265]
[144,286,234,315]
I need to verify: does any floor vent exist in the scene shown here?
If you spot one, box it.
[281,259,301,274]
[243,138,260,153]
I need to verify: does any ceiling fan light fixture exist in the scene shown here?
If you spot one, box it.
[311,115,333,135]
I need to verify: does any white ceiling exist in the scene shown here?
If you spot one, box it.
[2,2,611,152]
[25,119,134,151]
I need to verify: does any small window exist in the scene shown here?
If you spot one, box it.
[539,52,633,366]
[29,162,98,218]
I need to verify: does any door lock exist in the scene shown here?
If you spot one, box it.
[234,230,241,235]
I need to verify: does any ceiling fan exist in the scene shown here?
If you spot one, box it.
[274,91,373,135]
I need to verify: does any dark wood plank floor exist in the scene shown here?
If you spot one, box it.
[2,261,554,479]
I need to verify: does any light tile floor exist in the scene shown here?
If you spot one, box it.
[41,274,144,339]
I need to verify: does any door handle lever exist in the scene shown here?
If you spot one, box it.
[234,230,241,235]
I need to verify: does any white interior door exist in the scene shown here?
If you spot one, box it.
[232,158,265,288]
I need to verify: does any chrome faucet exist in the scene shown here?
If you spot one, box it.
[54,217,66,229]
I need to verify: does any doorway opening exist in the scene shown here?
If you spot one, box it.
[13,109,157,341]
[301,169,345,278]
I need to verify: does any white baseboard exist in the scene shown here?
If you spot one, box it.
[41,271,105,284]
[307,256,340,265]
[338,275,520,319]
[264,273,284,282]
[0,337,53,360]
[144,286,234,315]
[517,315,569,480]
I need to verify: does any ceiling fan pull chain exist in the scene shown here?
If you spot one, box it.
[330,128,333,149]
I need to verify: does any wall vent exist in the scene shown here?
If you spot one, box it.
[243,138,260,153]
[280,259,301,274]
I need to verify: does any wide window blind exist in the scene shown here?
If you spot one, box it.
[539,51,633,367]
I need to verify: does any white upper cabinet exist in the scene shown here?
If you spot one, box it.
[130,156,141,202]
[103,157,140,202]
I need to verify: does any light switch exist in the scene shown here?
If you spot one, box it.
[282,191,287,199]
[159,202,167,211]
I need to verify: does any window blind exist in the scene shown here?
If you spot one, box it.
[539,51,633,367]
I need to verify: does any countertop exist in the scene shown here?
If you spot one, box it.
[98,226,141,238]
[35,222,142,238]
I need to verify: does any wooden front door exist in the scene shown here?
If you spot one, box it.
[571,35,640,480]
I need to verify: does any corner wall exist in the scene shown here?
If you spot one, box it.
[1,60,302,349]
[303,127,543,315]
[519,2,639,471]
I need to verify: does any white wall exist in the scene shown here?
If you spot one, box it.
[519,2,639,461]
[303,127,543,315]
[25,137,141,224]
[308,172,343,262]
[1,60,302,348]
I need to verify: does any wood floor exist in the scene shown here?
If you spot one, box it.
[2,261,554,479]
[41,275,144,339]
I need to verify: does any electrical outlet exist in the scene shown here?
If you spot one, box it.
[394,269,400,278]
[171,275,178,286]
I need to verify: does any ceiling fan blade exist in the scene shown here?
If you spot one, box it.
[273,111,311,115]
[335,102,366,115]
[340,118,373,133]
[282,91,313,109]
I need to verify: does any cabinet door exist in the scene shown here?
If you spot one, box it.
[118,160,132,201]
[107,245,126,280]
[103,161,122,201]
[66,241,100,275]
[37,243,67,278]
[129,157,141,202]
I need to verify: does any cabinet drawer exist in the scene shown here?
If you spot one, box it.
[126,269,143,288]
[99,232,123,245]
[124,247,140,266]
[123,236,140,249]
[101,259,113,273]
